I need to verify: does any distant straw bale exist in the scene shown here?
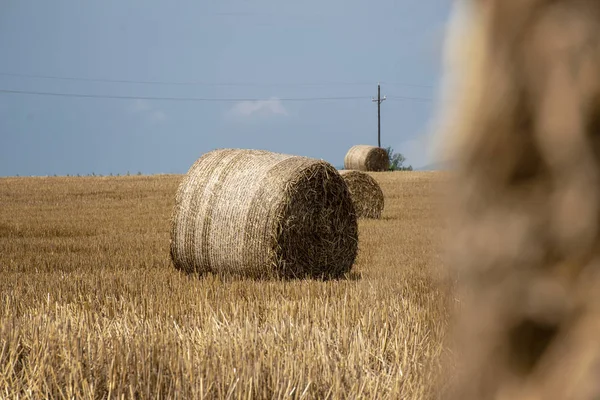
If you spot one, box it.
[338,170,384,219]
[170,149,358,279]
[344,145,390,172]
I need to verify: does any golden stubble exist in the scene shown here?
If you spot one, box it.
[0,172,449,400]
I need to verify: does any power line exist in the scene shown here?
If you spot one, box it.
[386,95,432,102]
[0,71,433,89]
[0,88,371,102]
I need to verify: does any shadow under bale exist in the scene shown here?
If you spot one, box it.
[435,0,600,399]
[170,149,358,280]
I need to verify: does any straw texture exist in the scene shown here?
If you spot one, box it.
[338,170,384,219]
[344,145,390,171]
[170,149,358,279]
[436,1,600,399]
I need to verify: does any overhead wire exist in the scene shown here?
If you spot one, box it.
[0,71,433,89]
[0,88,373,102]
[0,71,434,103]
[386,95,433,102]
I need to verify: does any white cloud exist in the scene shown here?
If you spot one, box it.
[127,99,167,124]
[150,110,167,123]
[228,97,289,118]
[130,99,151,112]
[393,131,437,170]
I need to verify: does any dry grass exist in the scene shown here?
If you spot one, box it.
[0,172,450,399]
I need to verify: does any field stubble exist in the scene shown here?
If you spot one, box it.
[0,172,450,399]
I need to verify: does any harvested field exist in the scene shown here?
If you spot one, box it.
[0,172,450,399]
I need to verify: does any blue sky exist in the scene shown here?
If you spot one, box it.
[0,0,452,176]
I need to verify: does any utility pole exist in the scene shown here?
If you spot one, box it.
[372,82,386,148]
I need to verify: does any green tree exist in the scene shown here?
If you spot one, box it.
[385,146,413,171]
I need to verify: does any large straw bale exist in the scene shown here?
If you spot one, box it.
[344,145,390,171]
[435,0,600,399]
[338,170,384,219]
[170,149,358,279]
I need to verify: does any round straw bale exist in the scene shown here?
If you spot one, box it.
[170,149,358,279]
[338,170,385,219]
[344,145,390,171]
